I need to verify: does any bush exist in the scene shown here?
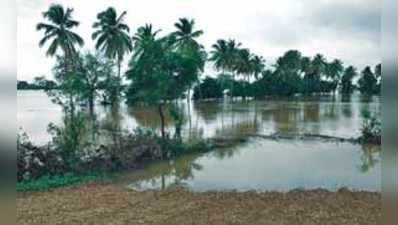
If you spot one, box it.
[17,132,65,182]
[360,111,381,145]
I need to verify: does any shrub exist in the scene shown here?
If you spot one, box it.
[360,111,381,145]
[17,132,65,182]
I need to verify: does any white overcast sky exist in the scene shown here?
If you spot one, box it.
[17,0,380,81]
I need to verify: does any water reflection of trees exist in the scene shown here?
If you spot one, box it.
[193,101,224,123]
[358,144,381,173]
[128,152,205,190]
[127,105,174,129]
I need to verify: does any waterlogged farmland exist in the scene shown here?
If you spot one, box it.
[18,90,381,191]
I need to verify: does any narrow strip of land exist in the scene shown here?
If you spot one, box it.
[17,182,381,225]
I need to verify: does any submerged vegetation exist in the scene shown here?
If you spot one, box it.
[360,111,381,145]
[17,3,381,191]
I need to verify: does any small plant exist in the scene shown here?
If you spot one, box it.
[360,111,381,145]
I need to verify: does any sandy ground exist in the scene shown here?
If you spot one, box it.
[17,182,381,225]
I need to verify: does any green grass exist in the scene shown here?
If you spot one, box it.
[16,173,104,192]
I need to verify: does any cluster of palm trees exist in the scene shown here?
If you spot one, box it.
[197,48,380,99]
[210,39,265,98]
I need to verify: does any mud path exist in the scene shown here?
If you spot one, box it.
[17,182,381,225]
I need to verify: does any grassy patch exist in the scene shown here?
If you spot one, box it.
[16,173,104,192]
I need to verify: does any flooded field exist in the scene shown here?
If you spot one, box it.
[17,90,381,191]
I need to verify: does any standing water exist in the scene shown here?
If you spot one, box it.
[17,90,381,191]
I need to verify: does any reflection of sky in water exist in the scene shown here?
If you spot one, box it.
[126,139,381,192]
[18,90,380,145]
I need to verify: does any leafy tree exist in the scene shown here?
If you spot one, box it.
[341,66,357,94]
[358,66,377,95]
[193,77,223,100]
[92,7,133,103]
[79,52,115,114]
[126,24,194,139]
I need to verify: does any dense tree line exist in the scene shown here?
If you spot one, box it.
[195,48,381,99]
[17,77,57,90]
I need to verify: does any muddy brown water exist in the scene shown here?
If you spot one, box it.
[18,91,381,191]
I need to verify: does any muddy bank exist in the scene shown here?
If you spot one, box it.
[17,182,381,225]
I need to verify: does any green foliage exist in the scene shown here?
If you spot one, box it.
[17,79,57,90]
[360,111,381,145]
[341,66,357,94]
[47,112,88,164]
[36,4,84,57]
[358,66,378,95]
[193,77,224,100]
[16,173,100,192]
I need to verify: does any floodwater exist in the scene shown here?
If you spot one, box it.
[17,90,381,191]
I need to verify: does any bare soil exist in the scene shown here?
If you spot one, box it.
[17,182,381,225]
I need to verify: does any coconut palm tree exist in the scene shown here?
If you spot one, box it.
[92,7,133,100]
[210,39,229,74]
[326,59,344,94]
[173,18,205,103]
[37,4,84,69]
[173,18,203,48]
[37,4,84,116]
[235,48,252,99]
[312,54,327,79]
[251,55,266,80]
[341,66,357,94]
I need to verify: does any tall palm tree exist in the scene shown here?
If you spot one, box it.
[226,39,241,99]
[37,4,84,70]
[92,7,133,98]
[173,18,203,49]
[173,18,204,103]
[37,4,84,116]
[326,59,344,93]
[251,55,266,80]
[210,39,229,74]
[341,66,357,94]
[235,48,253,99]
[132,24,162,59]
[312,54,327,79]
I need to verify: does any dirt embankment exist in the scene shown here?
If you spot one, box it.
[17,182,381,225]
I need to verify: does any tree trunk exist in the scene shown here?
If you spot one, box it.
[230,73,235,102]
[158,103,166,140]
[89,92,94,117]
[64,49,75,119]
